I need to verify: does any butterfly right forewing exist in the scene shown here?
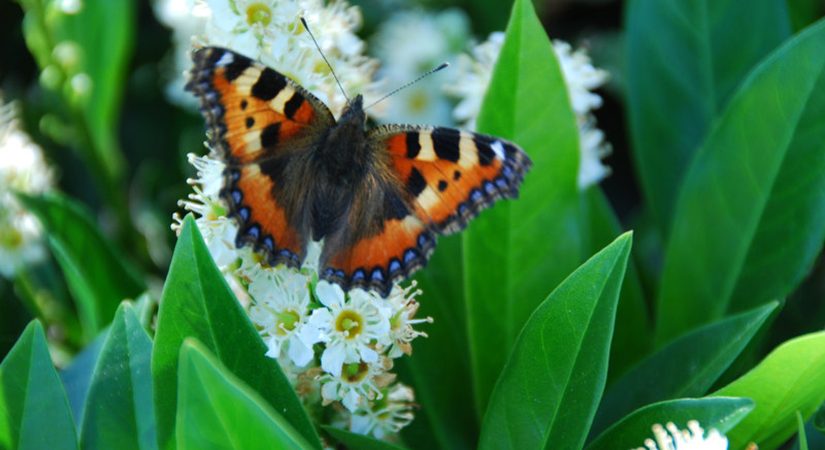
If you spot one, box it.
[370,124,531,235]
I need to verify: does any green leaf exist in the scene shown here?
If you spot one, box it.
[80,303,155,450]
[465,0,582,417]
[797,411,809,450]
[585,397,754,450]
[176,339,310,450]
[401,235,476,450]
[580,187,652,381]
[626,0,791,231]
[0,321,78,450]
[714,331,825,450]
[16,193,145,339]
[60,328,108,435]
[478,233,632,450]
[152,216,321,450]
[656,18,825,343]
[323,426,409,450]
[591,301,777,439]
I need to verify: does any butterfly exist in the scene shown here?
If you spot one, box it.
[186,46,532,297]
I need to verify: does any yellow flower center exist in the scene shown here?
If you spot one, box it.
[0,226,23,249]
[276,310,300,335]
[342,361,369,382]
[245,3,272,26]
[336,310,362,339]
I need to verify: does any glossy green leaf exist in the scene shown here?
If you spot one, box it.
[16,193,145,339]
[80,303,155,450]
[478,233,632,450]
[60,328,108,436]
[152,216,321,450]
[323,426,409,450]
[626,0,790,231]
[586,397,754,450]
[592,301,777,438]
[580,187,652,381]
[401,235,476,450]
[0,321,78,450]
[465,0,582,417]
[656,18,825,343]
[714,331,825,450]
[797,411,809,450]
[176,340,310,450]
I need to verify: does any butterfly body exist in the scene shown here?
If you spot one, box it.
[186,46,531,297]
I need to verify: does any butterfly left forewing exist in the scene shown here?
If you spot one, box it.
[186,46,335,268]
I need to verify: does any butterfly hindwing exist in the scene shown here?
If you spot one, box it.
[372,125,532,235]
[317,166,436,297]
[186,46,334,267]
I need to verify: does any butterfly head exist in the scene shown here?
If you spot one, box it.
[339,94,365,123]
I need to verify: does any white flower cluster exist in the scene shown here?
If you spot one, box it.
[369,8,470,126]
[445,32,612,190]
[0,97,55,278]
[154,0,382,117]
[173,153,429,440]
[632,421,729,450]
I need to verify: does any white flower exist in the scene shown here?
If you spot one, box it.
[552,40,612,189]
[370,9,470,126]
[154,0,382,117]
[349,383,415,439]
[0,97,55,278]
[385,280,430,358]
[173,154,239,268]
[306,282,392,377]
[248,271,315,366]
[633,421,729,450]
[444,31,504,131]
[320,357,393,412]
[153,0,210,108]
[445,33,612,190]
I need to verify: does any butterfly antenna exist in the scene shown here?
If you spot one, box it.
[364,62,450,111]
[300,17,350,104]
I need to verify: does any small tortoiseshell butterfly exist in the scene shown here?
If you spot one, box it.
[186,46,531,297]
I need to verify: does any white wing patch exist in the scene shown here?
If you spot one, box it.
[491,140,506,160]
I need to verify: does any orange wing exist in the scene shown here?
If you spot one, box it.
[318,125,531,297]
[373,125,532,235]
[317,167,437,297]
[186,46,334,267]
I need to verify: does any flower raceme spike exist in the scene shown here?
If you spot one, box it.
[153,0,382,115]
[632,421,732,450]
[174,151,431,440]
[445,33,611,190]
[0,95,55,278]
[165,0,526,442]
